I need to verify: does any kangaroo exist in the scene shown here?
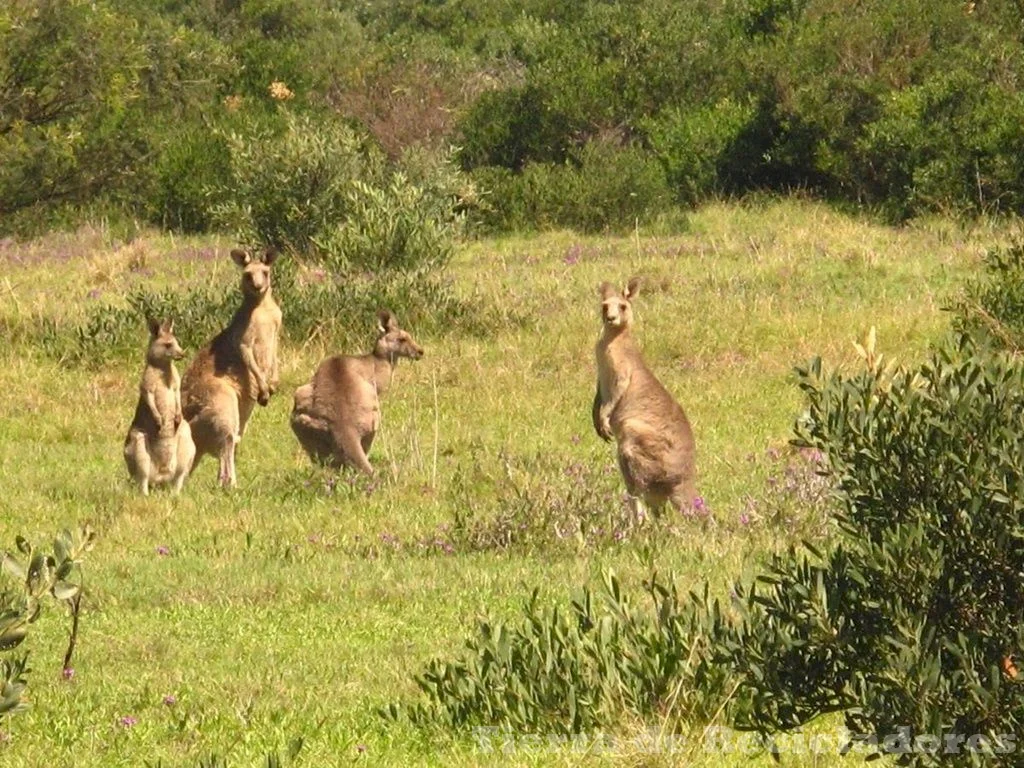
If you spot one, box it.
[181,247,282,488]
[592,277,697,514]
[291,310,424,474]
[124,318,196,495]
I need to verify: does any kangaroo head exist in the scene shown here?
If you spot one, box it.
[231,248,278,299]
[146,317,184,364]
[374,310,424,362]
[598,276,641,331]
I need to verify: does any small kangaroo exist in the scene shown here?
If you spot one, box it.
[124,318,196,495]
[291,310,424,474]
[181,247,282,487]
[592,277,697,514]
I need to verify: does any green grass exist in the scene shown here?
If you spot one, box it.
[0,199,1002,766]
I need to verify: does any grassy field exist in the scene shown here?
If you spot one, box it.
[0,199,1005,766]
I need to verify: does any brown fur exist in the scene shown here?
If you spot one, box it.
[592,277,697,513]
[291,310,423,473]
[181,248,282,487]
[123,318,196,494]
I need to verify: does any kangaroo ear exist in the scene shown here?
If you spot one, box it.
[261,247,278,266]
[624,276,641,300]
[162,318,174,335]
[377,309,397,334]
[230,249,251,268]
[146,316,161,337]
[598,282,616,300]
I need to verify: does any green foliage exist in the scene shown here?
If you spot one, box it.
[148,128,234,233]
[212,112,463,275]
[34,259,492,368]
[457,85,576,171]
[0,0,149,225]
[36,286,237,367]
[312,173,456,275]
[473,141,672,234]
[0,526,96,717]
[646,98,760,204]
[952,240,1024,352]
[386,570,733,734]
[211,113,384,253]
[719,336,1024,763]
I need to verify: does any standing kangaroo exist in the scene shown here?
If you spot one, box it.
[592,277,697,514]
[181,248,282,488]
[124,318,196,495]
[290,310,423,474]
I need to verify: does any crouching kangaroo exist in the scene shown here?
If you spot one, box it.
[592,277,697,514]
[181,248,282,487]
[124,318,196,495]
[291,310,423,474]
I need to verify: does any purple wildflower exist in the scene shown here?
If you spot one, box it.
[692,496,707,514]
[119,715,138,728]
[62,667,74,681]
[155,545,170,556]
[87,288,102,300]
[163,695,176,706]
[739,512,751,526]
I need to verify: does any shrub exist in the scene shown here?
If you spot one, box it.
[148,127,233,233]
[646,98,759,204]
[312,173,456,275]
[718,335,1024,763]
[457,85,576,171]
[211,112,385,253]
[37,285,237,367]
[472,140,672,234]
[1,526,96,717]
[951,240,1024,352]
[383,570,733,735]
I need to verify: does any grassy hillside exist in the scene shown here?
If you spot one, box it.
[0,200,1002,766]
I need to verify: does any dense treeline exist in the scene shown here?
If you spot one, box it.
[4,0,1024,238]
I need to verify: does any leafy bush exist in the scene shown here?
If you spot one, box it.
[473,141,672,233]
[384,570,733,735]
[37,285,237,367]
[34,259,496,368]
[718,336,1024,764]
[148,127,234,233]
[211,113,385,253]
[646,98,759,204]
[1,526,96,717]
[951,240,1024,352]
[312,173,455,274]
